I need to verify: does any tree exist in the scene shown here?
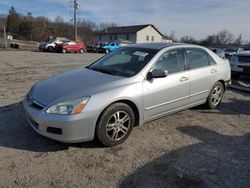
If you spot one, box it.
[6,6,21,37]
[19,18,32,40]
[234,34,242,45]
[180,35,197,44]
[215,29,234,45]
[99,22,118,31]
[168,30,177,42]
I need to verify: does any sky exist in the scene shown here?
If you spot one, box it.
[0,0,250,41]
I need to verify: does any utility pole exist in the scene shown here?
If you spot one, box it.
[3,26,7,48]
[73,0,79,41]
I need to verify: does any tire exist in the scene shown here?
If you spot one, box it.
[96,103,135,147]
[47,46,54,52]
[79,49,84,54]
[205,82,224,109]
[105,49,110,54]
[62,49,67,54]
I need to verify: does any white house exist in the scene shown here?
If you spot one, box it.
[95,24,172,44]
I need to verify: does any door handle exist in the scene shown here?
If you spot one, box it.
[211,69,217,73]
[180,76,189,82]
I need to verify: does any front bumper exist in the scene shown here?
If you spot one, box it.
[23,97,97,143]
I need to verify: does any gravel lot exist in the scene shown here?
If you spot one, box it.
[0,51,249,188]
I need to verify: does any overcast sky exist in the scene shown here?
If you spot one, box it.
[0,0,250,41]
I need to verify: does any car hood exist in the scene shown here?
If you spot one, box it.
[29,68,125,106]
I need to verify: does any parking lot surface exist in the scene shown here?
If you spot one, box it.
[0,51,249,188]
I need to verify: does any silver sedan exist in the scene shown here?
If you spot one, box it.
[23,43,231,146]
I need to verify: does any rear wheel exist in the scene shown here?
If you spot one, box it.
[105,49,110,54]
[79,49,84,53]
[96,103,135,147]
[205,82,224,109]
[62,49,66,53]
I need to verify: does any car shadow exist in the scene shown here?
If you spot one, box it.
[197,97,250,116]
[191,89,250,116]
[0,102,102,152]
[120,126,250,188]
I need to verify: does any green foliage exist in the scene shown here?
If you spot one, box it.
[6,6,21,37]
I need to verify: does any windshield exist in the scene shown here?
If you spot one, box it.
[47,39,55,43]
[87,47,158,77]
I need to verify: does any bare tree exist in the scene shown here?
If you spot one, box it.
[234,34,242,45]
[180,35,197,44]
[215,29,234,45]
[168,30,177,42]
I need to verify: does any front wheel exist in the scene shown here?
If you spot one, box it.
[205,82,224,109]
[79,49,84,53]
[47,46,54,52]
[105,49,110,54]
[96,103,135,147]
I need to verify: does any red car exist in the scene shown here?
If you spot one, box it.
[55,41,85,53]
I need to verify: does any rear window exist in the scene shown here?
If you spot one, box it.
[186,48,216,69]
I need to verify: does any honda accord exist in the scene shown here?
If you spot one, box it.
[23,43,231,146]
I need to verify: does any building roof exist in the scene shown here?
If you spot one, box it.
[96,24,163,36]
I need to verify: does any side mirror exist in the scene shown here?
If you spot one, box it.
[147,69,168,80]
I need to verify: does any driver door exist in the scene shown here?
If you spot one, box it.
[143,49,190,120]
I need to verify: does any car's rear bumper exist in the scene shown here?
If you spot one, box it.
[23,97,97,143]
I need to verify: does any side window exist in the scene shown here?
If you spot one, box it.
[153,49,185,74]
[111,43,115,46]
[186,48,215,69]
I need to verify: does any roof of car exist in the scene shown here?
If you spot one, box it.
[126,42,187,50]
[236,50,250,56]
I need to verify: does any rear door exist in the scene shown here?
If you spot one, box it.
[185,48,218,104]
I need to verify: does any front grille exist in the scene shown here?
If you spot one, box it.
[238,56,250,63]
[27,96,45,111]
[243,68,250,73]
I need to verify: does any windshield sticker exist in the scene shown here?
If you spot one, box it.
[133,51,149,57]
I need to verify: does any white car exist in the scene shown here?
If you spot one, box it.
[39,39,65,52]
[230,51,250,78]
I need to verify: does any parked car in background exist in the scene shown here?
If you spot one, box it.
[23,43,231,146]
[223,47,244,60]
[99,42,121,54]
[209,47,224,58]
[39,39,67,52]
[86,42,107,53]
[55,41,85,53]
[230,50,250,78]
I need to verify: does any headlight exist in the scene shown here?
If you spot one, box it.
[46,97,90,115]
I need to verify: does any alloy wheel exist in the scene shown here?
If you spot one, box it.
[211,85,223,106]
[105,111,130,141]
